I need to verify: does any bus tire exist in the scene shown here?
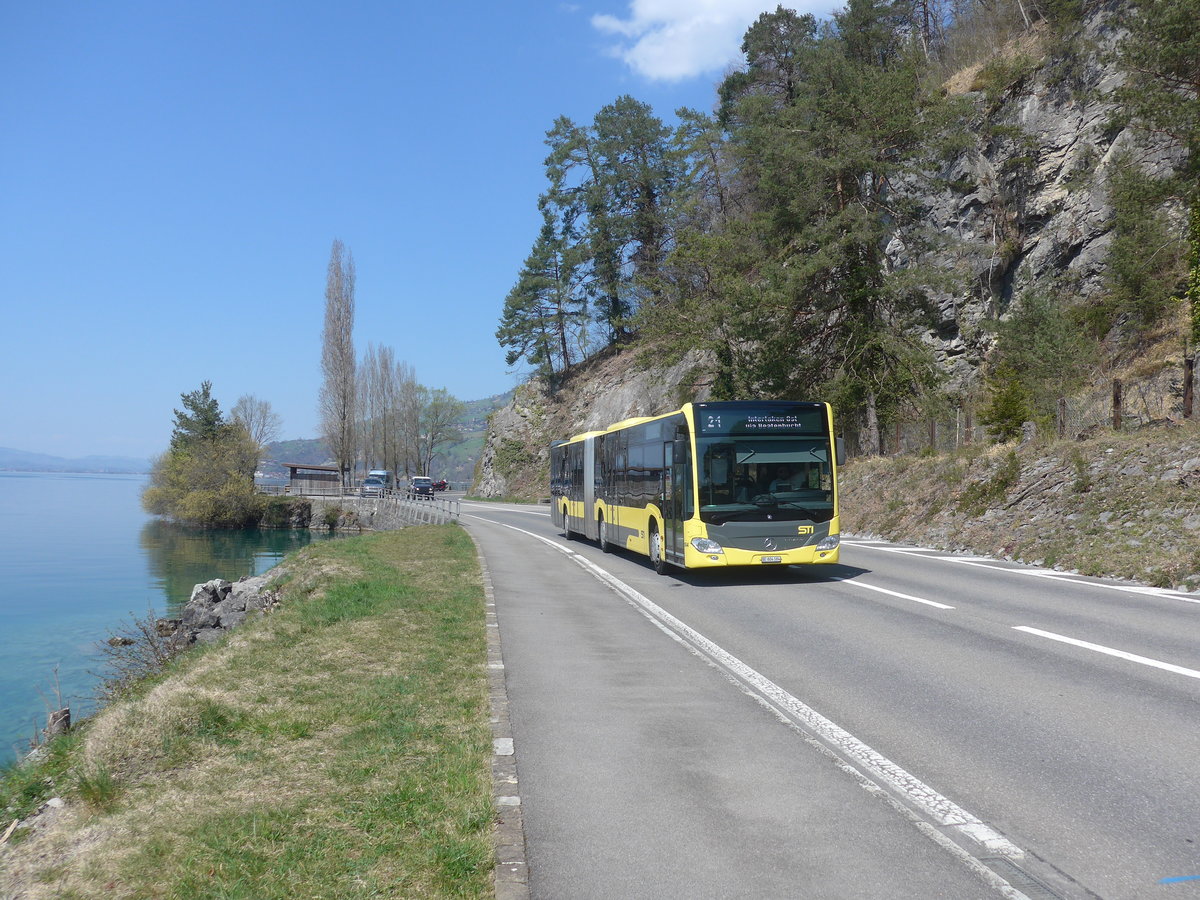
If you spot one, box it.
[649,525,667,575]
[562,506,574,540]
[598,515,612,553]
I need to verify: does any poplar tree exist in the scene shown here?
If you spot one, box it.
[319,239,357,485]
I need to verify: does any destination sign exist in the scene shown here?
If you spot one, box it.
[696,404,826,435]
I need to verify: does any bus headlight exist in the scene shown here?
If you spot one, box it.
[815,534,840,552]
[691,537,724,554]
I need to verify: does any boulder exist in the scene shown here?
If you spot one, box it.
[162,573,280,645]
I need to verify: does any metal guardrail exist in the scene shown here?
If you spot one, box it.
[389,495,461,526]
[256,485,466,499]
[255,485,462,527]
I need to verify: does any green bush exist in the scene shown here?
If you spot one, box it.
[143,429,264,528]
[979,292,1096,441]
[972,53,1039,103]
[978,364,1035,441]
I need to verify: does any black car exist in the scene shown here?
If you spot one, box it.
[409,476,435,498]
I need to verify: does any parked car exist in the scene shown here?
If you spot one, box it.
[409,476,434,499]
[433,479,449,492]
[360,469,391,498]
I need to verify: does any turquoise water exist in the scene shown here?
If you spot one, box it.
[0,472,323,763]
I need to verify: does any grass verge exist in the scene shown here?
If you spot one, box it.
[0,525,493,899]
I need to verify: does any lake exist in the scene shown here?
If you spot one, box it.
[0,472,326,764]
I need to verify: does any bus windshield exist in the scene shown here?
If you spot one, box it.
[696,436,834,525]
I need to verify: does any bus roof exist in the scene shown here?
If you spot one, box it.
[606,416,654,431]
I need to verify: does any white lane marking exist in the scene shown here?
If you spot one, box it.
[834,578,955,610]
[843,540,1200,603]
[1013,627,1200,680]
[475,515,1024,860]
[462,502,551,517]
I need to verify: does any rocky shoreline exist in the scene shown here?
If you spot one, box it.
[156,573,283,647]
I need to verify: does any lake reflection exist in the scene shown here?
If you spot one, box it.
[139,520,324,612]
[0,472,331,762]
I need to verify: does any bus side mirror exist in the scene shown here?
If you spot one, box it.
[835,437,846,467]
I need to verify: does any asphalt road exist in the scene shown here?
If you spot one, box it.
[461,500,1200,900]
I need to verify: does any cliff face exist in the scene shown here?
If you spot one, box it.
[475,349,712,499]
[909,2,1184,385]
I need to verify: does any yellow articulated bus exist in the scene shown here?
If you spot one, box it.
[550,400,842,574]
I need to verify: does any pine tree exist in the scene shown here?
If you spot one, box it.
[1115,0,1200,345]
[496,205,589,378]
[670,0,945,449]
[169,381,224,450]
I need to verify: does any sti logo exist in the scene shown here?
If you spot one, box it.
[797,525,815,535]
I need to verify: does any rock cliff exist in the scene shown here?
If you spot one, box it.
[908,2,1184,385]
[475,348,713,499]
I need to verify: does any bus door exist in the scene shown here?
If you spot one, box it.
[583,435,597,541]
[663,441,685,562]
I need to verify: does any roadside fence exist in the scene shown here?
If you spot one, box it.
[256,486,461,527]
[388,494,461,526]
[843,357,1196,457]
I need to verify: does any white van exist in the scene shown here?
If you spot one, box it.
[361,470,392,497]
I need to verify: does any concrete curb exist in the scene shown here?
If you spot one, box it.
[470,532,530,900]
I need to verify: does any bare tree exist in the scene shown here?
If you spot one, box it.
[358,344,383,473]
[230,394,282,450]
[398,373,424,476]
[381,350,418,479]
[319,239,357,486]
[417,388,466,476]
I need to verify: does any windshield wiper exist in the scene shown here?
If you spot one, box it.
[774,501,823,519]
[751,495,825,517]
[701,506,759,524]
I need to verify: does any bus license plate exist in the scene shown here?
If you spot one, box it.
[761,555,783,564]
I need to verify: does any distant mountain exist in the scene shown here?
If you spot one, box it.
[0,447,151,474]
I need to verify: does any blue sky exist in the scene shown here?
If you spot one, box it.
[2,0,833,459]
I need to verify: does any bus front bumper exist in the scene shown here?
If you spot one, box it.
[684,538,840,568]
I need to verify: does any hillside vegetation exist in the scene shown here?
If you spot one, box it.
[477,0,1198,591]
[841,420,1200,590]
[493,0,1198,456]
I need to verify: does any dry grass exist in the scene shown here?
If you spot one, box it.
[842,420,1200,589]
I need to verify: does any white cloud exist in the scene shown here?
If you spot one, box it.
[592,0,815,82]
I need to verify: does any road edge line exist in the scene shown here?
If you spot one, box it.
[468,530,530,900]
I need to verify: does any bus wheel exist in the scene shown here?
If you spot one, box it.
[563,506,574,540]
[649,526,667,575]
[598,515,612,553]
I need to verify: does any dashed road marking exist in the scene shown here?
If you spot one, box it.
[1014,626,1200,680]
